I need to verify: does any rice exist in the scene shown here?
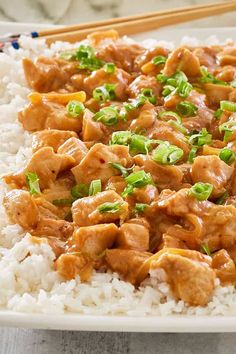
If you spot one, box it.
[0,34,236,316]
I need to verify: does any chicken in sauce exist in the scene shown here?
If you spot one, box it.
[3,30,236,307]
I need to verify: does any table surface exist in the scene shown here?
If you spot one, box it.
[0,0,236,352]
[0,328,235,354]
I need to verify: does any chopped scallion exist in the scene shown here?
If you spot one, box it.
[219,148,236,164]
[152,141,184,165]
[220,100,236,112]
[188,146,198,163]
[93,84,116,102]
[189,182,213,201]
[214,108,223,119]
[135,203,148,212]
[71,184,89,199]
[93,106,118,126]
[125,170,153,188]
[140,88,157,104]
[219,121,236,142]
[215,192,229,205]
[200,66,227,85]
[152,55,167,66]
[176,101,198,117]
[25,172,40,195]
[89,179,102,196]
[189,128,212,146]
[67,100,85,117]
[201,243,212,256]
[98,201,123,214]
[109,131,132,145]
[109,162,132,177]
[104,62,115,74]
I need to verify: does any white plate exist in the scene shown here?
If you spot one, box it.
[0,23,236,332]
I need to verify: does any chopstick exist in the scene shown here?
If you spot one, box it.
[38,1,233,38]
[42,1,236,44]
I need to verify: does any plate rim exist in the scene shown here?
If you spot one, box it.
[1,23,236,332]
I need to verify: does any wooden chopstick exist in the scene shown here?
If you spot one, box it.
[38,1,233,38]
[43,1,236,44]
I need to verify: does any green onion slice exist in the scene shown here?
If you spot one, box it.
[152,56,167,66]
[214,108,223,119]
[67,100,85,117]
[220,100,236,112]
[200,243,212,256]
[93,84,116,102]
[71,183,89,199]
[176,101,198,117]
[93,106,118,126]
[188,146,198,163]
[98,201,124,214]
[219,121,236,142]
[215,191,229,205]
[121,184,134,198]
[140,88,157,104]
[125,170,153,188]
[189,128,212,146]
[189,182,213,201]
[152,141,184,165]
[109,131,132,145]
[219,148,236,164]
[199,66,227,85]
[104,62,115,74]
[25,172,40,195]
[135,203,148,212]
[109,162,132,177]
[89,179,102,196]
[156,73,168,84]
[159,111,182,124]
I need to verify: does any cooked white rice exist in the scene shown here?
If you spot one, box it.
[1,35,236,316]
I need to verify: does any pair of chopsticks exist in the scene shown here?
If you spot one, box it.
[1,1,236,50]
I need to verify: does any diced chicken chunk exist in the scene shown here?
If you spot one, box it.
[70,223,118,258]
[105,249,151,284]
[32,129,78,152]
[18,101,82,132]
[22,56,77,92]
[55,253,93,281]
[31,218,73,240]
[72,190,129,226]
[81,108,105,142]
[57,137,88,165]
[191,155,233,197]
[72,143,132,185]
[150,249,215,306]
[128,75,162,98]
[162,47,200,77]
[3,190,39,229]
[117,222,149,251]
[83,67,131,101]
[212,249,236,284]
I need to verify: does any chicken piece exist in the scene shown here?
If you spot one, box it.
[22,56,77,92]
[105,176,127,196]
[55,253,93,281]
[3,189,39,229]
[130,107,156,132]
[193,47,217,67]
[81,109,105,142]
[159,234,187,250]
[162,47,200,78]
[157,188,236,252]
[204,83,234,106]
[31,218,73,240]
[128,75,162,98]
[18,101,82,132]
[191,155,233,198]
[215,66,236,83]
[117,222,149,251]
[34,197,61,220]
[150,249,215,306]
[134,155,184,190]
[72,190,129,226]
[217,47,236,66]
[129,184,159,205]
[72,143,132,185]
[69,223,118,258]
[105,249,151,284]
[57,137,88,165]
[83,67,131,101]
[149,121,190,157]
[32,129,78,152]
[135,46,169,69]
[212,249,236,284]
[96,43,144,73]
